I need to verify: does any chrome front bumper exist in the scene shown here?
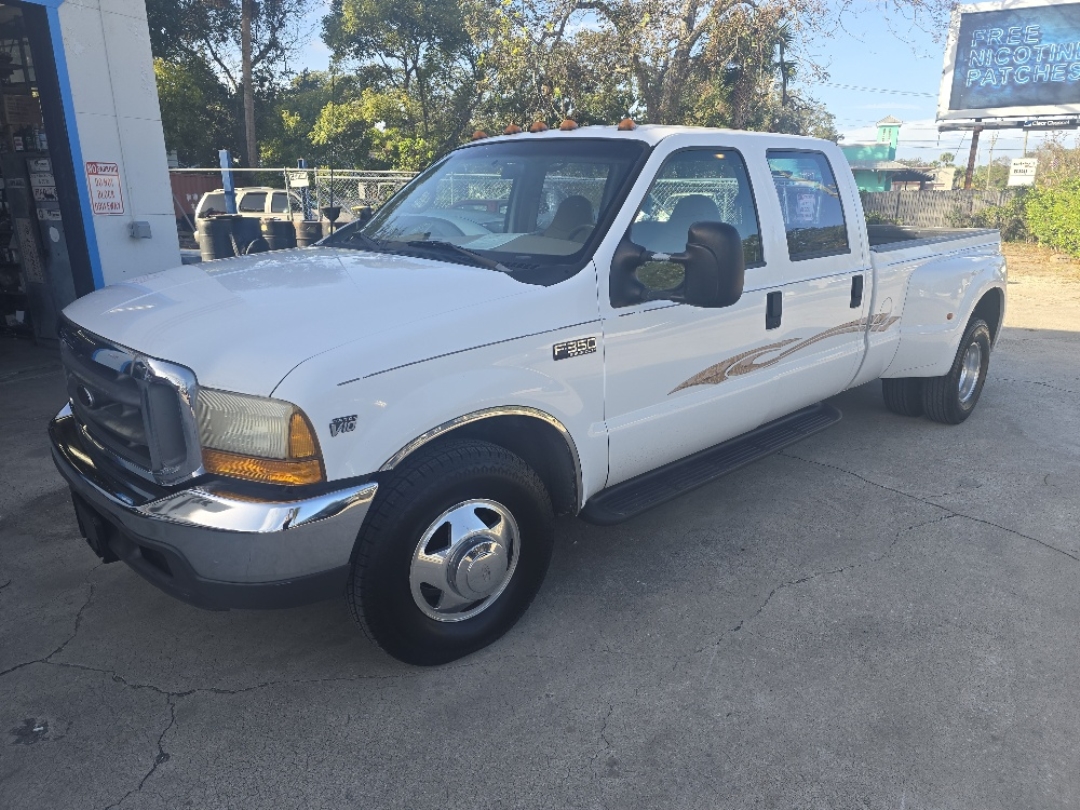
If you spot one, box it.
[49,407,378,609]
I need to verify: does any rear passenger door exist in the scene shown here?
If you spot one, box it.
[753,149,870,420]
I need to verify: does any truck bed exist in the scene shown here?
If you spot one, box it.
[867,224,999,253]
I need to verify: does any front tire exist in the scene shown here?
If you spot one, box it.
[347,439,554,665]
[922,318,992,425]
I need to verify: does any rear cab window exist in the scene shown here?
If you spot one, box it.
[765,150,850,261]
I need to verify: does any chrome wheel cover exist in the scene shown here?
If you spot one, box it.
[957,342,983,405]
[409,499,521,622]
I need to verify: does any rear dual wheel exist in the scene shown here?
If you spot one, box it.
[882,317,992,425]
[347,439,554,666]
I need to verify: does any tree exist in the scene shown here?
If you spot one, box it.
[145,0,311,166]
[321,0,479,167]
[155,57,238,166]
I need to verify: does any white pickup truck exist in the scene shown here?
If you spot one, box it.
[50,125,1006,664]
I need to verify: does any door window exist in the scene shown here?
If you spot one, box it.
[629,148,763,268]
[238,192,267,213]
[765,151,849,260]
[270,192,291,214]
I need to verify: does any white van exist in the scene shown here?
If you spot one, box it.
[194,187,303,219]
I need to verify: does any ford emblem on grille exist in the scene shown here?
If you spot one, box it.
[76,386,97,409]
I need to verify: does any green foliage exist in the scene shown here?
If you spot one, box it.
[155,57,239,166]
[864,212,896,226]
[1025,180,1080,257]
[960,194,1030,243]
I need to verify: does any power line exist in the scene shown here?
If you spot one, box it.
[821,82,936,98]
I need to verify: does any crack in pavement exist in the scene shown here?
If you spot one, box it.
[0,574,98,679]
[102,695,178,810]
[779,451,1080,563]
[696,512,958,684]
[997,376,1080,396]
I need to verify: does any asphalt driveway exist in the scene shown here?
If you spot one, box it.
[2,249,1078,809]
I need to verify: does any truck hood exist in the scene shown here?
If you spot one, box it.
[62,247,530,395]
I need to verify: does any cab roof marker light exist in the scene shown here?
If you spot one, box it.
[504,124,523,135]
[529,121,548,133]
[617,118,637,131]
[471,130,488,140]
[559,119,578,131]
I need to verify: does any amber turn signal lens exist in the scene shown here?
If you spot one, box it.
[202,448,325,486]
[288,411,319,459]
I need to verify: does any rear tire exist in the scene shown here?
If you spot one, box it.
[922,318,992,425]
[347,439,554,665]
[882,378,924,417]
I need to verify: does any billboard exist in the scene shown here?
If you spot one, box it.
[939,0,1080,122]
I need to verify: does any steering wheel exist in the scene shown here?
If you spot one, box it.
[567,223,595,243]
[408,216,465,238]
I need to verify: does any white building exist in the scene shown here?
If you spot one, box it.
[1,0,178,343]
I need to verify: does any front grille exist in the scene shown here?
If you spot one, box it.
[59,320,203,486]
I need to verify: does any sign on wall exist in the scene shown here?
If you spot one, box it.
[85,161,125,215]
[939,0,1080,122]
[1008,157,1039,185]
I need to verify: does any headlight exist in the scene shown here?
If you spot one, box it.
[196,389,324,485]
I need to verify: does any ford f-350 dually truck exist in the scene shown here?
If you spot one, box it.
[49,125,1005,664]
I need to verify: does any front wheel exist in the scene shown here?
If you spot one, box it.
[347,440,554,665]
[922,318,992,425]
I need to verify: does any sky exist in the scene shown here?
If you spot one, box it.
[292,0,1079,167]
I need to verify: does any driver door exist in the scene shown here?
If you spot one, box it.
[601,145,778,487]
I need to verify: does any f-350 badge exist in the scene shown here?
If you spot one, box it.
[552,336,598,361]
[329,415,357,436]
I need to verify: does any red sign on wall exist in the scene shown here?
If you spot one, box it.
[85,161,125,216]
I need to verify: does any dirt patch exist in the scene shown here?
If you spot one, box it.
[1001,243,1080,332]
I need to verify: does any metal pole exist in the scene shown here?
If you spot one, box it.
[219,149,237,214]
[964,126,982,190]
[298,159,312,221]
[986,133,997,189]
[1022,130,1030,158]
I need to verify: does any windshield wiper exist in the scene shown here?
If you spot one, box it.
[340,230,385,252]
[404,240,513,274]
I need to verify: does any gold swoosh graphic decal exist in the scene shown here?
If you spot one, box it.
[670,313,900,394]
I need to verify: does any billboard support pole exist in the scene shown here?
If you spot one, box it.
[1022,130,1029,158]
[963,125,982,190]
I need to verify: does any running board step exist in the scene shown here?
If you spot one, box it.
[580,402,842,525]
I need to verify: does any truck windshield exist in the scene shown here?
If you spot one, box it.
[324,138,649,273]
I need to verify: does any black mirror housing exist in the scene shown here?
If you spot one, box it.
[681,221,745,308]
[610,221,745,309]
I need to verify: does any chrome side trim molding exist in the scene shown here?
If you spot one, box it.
[379,406,584,509]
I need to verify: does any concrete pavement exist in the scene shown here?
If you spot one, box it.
[1,266,1078,809]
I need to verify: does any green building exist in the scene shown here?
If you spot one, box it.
[840,116,930,192]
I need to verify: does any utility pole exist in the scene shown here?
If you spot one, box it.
[986,132,998,189]
[964,124,982,190]
[241,0,258,167]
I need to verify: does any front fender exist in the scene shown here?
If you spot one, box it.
[272,327,608,503]
[883,247,1006,378]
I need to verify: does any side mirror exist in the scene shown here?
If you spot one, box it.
[610,221,745,309]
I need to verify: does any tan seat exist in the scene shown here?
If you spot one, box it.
[543,195,594,241]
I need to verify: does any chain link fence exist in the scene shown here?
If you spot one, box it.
[312,171,417,220]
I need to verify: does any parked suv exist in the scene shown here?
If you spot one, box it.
[195,187,302,219]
